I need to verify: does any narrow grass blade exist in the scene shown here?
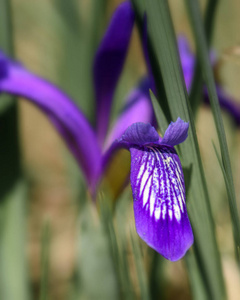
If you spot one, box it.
[185,252,208,300]
[132,0,226,298]
[76,201,119,300]
[0,2,29,299]
[52,0,107,120]
[100,199,133,299]
[130,230,150,300]
[0,0,14,113]
[149,89,168,133]
[0,181,30,300]
[186,0,240,264]
[39,219,51,300]
[189,0,220,114]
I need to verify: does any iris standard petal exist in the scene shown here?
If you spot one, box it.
[130,145,193,261]
[121,122,159,146]
[0,55,102,191]
[161,117,189,146]
[93,0,135,145]
[104,78,153,150]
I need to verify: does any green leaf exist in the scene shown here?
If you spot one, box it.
[189,0,220,115]
[186,0,240,265]
[0,2,29,300]
[149,89,168,133]
[76,201,119,300]
[130,231,150,300]
[39,219,51,300]
[0,0,14,113]
[132,0,226,298]
[0,181,30,300]
[51,0,108,121]
[185,251,208,300]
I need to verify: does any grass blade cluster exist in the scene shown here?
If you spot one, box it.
[131,0,226,298]
[186,0,240,264]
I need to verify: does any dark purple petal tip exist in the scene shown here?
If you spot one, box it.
[161,117,189,146]
[0,51,9,79]
[130,145,193,261]
[121,122,159,145]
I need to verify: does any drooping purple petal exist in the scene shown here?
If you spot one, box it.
[104,77,153,150]
[161,117,189,146]
[93,0,135,146]
[0,53,101,192]
[130,145,193,261]
[204,85,240,126]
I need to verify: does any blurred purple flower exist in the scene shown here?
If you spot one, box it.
[0,1,153,192]
[0,1,193,260]
[178,35,240,125]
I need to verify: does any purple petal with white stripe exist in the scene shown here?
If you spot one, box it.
[93,0,135,145]
[130,145,193,261]
[0,53,102,192]
[161,117,189,146]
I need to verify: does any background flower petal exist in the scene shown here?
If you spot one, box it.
[104,77,153,150]
[130,145,193,261]
[0,58,102,191]
[178,35,195,92]
[93,0,135,146]
[204,86,240,126]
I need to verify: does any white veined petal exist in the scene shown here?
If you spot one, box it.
[131,145,186,223]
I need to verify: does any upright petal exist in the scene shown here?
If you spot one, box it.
[0,53,101,192]
[161,117,189,146]
[122,122,159,145]
[104,77,153,150]
[93,0,135,145]
[130,145,193,261]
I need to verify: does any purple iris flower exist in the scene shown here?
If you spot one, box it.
[0,1,194,261]
[178,35,240,125]
[116,120,193,261]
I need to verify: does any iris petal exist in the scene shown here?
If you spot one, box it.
[0,55,101,192]
[178,35,195,92]
[161,117,189,146]
[204,86,240,126]
[130,145,193,261]
[104,77,153,150]
[121,122,159,145]
[93,0,135,145]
